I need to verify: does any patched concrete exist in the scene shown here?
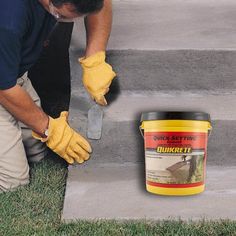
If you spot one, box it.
[62,165,236,221]
[71,0,236,50]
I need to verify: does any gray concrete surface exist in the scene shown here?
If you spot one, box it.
[71,0,236,50]
[69,90,236,165]
[65,1,236,221]
[70,90,236,121]
[62,164,236,221]
[69,118,236,166]
[102,92,236,121]
[70,50,236,91]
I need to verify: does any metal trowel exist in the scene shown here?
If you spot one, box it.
[87,103,104,140]
[166,156,190,173]
[87,79,120,140]
[166,161,188,173]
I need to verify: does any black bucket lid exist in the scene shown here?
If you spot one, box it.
[141,111,211,122]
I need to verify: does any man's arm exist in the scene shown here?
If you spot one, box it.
[84,0,112,57]
[0,84,92,164]
[0,85,49,137]
[79,0,116,106]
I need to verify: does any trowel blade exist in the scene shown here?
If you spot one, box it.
[87,104,103,140]
[166,161,188,173]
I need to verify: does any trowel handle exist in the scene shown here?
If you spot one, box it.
[139,125,144,139]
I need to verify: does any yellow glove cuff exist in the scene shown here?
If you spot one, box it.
[32,131,48,142]
[79,51,106,68]
[32,112,68,143]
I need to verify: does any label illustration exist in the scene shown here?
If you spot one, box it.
[144,132,208,188]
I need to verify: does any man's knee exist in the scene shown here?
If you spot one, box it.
[21,128,48,163]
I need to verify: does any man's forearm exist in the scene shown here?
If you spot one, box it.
[84,0,113,57]
[0,85,49,136]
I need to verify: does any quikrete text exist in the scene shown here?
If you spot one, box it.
[157,146,192,154]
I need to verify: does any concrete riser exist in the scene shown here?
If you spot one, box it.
[70,50,236,91]
[69,118,236,166]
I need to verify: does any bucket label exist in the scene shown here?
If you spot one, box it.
[144,132,208,188]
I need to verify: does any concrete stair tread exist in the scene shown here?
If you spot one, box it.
[71,0,236,50]
[69,91,236,121]
[62,164,236,221]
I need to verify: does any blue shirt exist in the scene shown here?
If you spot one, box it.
[0,0,56,89]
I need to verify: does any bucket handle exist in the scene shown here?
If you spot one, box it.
[139,125,144,139]
[208,123,212,137]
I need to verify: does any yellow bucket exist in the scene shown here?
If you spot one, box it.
[140,112,212,196]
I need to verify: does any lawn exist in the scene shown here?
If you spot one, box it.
[1,152,236,236]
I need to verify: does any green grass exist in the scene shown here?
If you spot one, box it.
[1,153,236,236]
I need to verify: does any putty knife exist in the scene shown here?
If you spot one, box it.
[87,79,120,140]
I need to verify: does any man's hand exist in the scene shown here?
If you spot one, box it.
[33,111,92,164]
[0,85,92,165]
[79,51,116,106]
[80,0,116,105]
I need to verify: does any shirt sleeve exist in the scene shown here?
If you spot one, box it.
[0,28,21,90]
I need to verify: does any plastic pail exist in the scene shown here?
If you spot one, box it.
[140,111,212,196]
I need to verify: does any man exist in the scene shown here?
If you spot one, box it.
[0,0,116,192]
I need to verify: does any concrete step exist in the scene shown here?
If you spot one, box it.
[70,50,236,91]
[71,0,236,50]
[69,91,236,165]
[62,164,236,221]
[64,0,236,222]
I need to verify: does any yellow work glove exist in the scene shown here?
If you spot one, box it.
[79,51,116,106]
[32,112,92,164]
